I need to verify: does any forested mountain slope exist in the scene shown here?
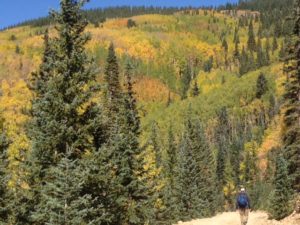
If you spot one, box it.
[0,0,298,224]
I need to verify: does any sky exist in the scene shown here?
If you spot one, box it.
[0,0,238,29]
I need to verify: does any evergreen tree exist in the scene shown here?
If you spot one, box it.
[176,115,217,220]
[222,38,228,53]
[239,46,249,76]
[26,0,102,223]
[32,148,98,224]
[191,80,200,97]
[215,106,230,201]
[282,0,300,191]
[127,19,137,28]
[159,126,179,224]
[188,119,217,216]
[274,20,282,38]
[256,73,268,99]
[216,146,226,187]
[222,38,229,66]
[270,155,292,220]
[15,45,21,54]
[180,63,192,99]
[124,62,140,135]
[233,27,239,43]
[234,34,240,59]
[272,36,278,53]
[104,42,123,121]
[279,41,286,60]
[99,59,153,225]
[29,29,53,95]
[0,119,10,224]
[164,126,177,187]
[203,56,214,72]
[176,133,204,221]
[149,122,161,168]
[256,38,268,67]
[247,19,256,52]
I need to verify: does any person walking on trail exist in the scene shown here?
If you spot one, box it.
[236,187,251,225]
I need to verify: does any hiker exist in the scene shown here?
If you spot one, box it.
[236,187,251,225]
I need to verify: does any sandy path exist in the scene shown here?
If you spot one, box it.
[175,211,300,225]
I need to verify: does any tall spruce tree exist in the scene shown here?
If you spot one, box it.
[176,113,216,220]
[159,126,179,224]
[26,0,102,223]
[247,19,256,52]
[99,60,153,225]
[104,43,123,119]
[176,133,205,221]
[270,155,292,220]
[188,119,217,216]
[282,0,300,191]
[215,107,231,210]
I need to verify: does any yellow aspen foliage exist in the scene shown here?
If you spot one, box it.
[0,79,32,185]
[240,141,259,182]
[133,77,179,102]
[258,115,282,172]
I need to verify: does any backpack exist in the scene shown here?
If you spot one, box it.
[237,194,248,208]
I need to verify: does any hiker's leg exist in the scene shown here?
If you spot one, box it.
[239,209,245,225]
[239,209,243,225]
[244,208,249,224]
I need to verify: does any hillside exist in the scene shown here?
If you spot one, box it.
[0,8,284,166]
[0,1,298,224]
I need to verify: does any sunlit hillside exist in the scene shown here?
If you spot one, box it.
[1,2,298,223]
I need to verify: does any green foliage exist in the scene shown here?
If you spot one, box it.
[180,63,192,99]
[9,34,17,41]
[222,38,228,53]
[256,73,268,99]
[32,149,97,225]
[127,19,137,28]
[272,36,278,53]
[176,133,205,221]
[215,107,230,187]
[0,122,10,224]
[282,0,300,191]
[25,0,102,223]
[104,43,123,121]
[203,56,213,73]
[191,80,200,97]
[158,126,179,224]
[269,155,292,220]
[247,20,256,52]
[256,38,270,68]
[15,45,21,54]
[100,52,154,225]
[176,114,217,220]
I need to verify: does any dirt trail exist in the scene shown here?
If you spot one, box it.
[175,211,300,225]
